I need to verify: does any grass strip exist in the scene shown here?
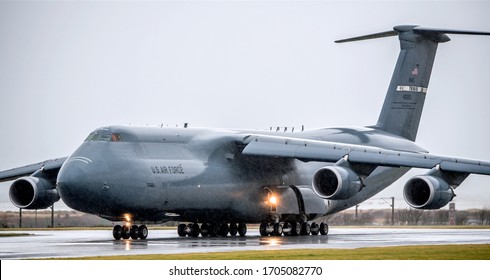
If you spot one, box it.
[54,244,490,260]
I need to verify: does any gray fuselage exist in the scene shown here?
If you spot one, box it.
[57,125,425,224]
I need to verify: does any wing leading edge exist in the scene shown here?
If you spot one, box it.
[241,135,490,176]
[0,157,67,182]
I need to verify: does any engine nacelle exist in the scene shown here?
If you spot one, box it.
[312,166,362,200]
[9,176,60,209]
[403,175,455,209]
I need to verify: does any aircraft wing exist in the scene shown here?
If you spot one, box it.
[0,157,67,182]
[241,135,490,175]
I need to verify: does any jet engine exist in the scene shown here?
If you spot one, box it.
[403,175,455,209]
[312,166,362,200]
[9,176,60,209]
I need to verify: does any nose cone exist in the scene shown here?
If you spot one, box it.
[57,156,101,213]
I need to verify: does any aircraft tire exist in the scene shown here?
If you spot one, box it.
[113,225,122,240]
[210,223,219,237]
[238,223,247,237]
[259,222,269,236]
[319,222,329,235]
[189,223,200,238]
[200,223,210,237]
[130,225,139,239]
[177,224,187,237]
[283,222,291,236]
[310,222,320,235]
[138,225,148,239]
[121,225,131,239]
[218,223,229,237]
[291,222,301,236]
[273,223,283,236]
[301,222,311,235]
[229,223,238,236]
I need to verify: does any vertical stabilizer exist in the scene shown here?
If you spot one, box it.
[336,25,490,141]
[375,25,447,141]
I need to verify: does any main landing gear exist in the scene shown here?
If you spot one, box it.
[113,224,148,240]
[175,221,328,238]
[259,222,328,237]
[177,222,248,238]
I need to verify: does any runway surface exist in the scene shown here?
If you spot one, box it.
[1,227,490,259]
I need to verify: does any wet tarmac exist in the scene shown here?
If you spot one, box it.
[1,227,490,259]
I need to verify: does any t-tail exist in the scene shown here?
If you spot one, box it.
[337,25,490,141]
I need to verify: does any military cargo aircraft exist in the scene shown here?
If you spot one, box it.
[1,25,490,240]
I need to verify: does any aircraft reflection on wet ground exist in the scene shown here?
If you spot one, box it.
[108,235,322,253]
[1,228,490,259]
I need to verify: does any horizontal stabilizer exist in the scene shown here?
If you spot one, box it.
[335,30,397,43]
[336,25,490,43]
[413,26,490,36]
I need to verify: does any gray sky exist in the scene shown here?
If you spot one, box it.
[1,0,489,211]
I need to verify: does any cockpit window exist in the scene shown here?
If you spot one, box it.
[111,133,122,142]
[85,131,123,142]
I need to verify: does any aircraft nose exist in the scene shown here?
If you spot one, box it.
[57,156,100,212]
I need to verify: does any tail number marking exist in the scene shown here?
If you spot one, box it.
[396,85,428,93]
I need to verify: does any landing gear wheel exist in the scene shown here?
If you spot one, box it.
[229,223,238,236]
[130,225,139,239]
[259,222,269,237]
[301,222,311,235]
[291,222,301,236]
[200,223,210,237]
[189,223,200,238]
[320,222,329,235]
[177,223,187,237]
[113,225,122,240]
[283,222,292,236]
[218,223,229,237]
[310,222,320,236]
[210,223,219,237]
[273,223,283,236]
[138,225,148,239]
[121,225,131,239]
[238,223,247,237]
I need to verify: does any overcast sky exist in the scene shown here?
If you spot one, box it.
[1,0,489,211]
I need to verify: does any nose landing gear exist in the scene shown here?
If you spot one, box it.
[113,224,148,240]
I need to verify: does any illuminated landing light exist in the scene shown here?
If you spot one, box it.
[124,213,132,222]
[268,195,278,205]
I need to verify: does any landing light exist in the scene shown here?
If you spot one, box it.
[269,195,278,205]
[124,213,132,222]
